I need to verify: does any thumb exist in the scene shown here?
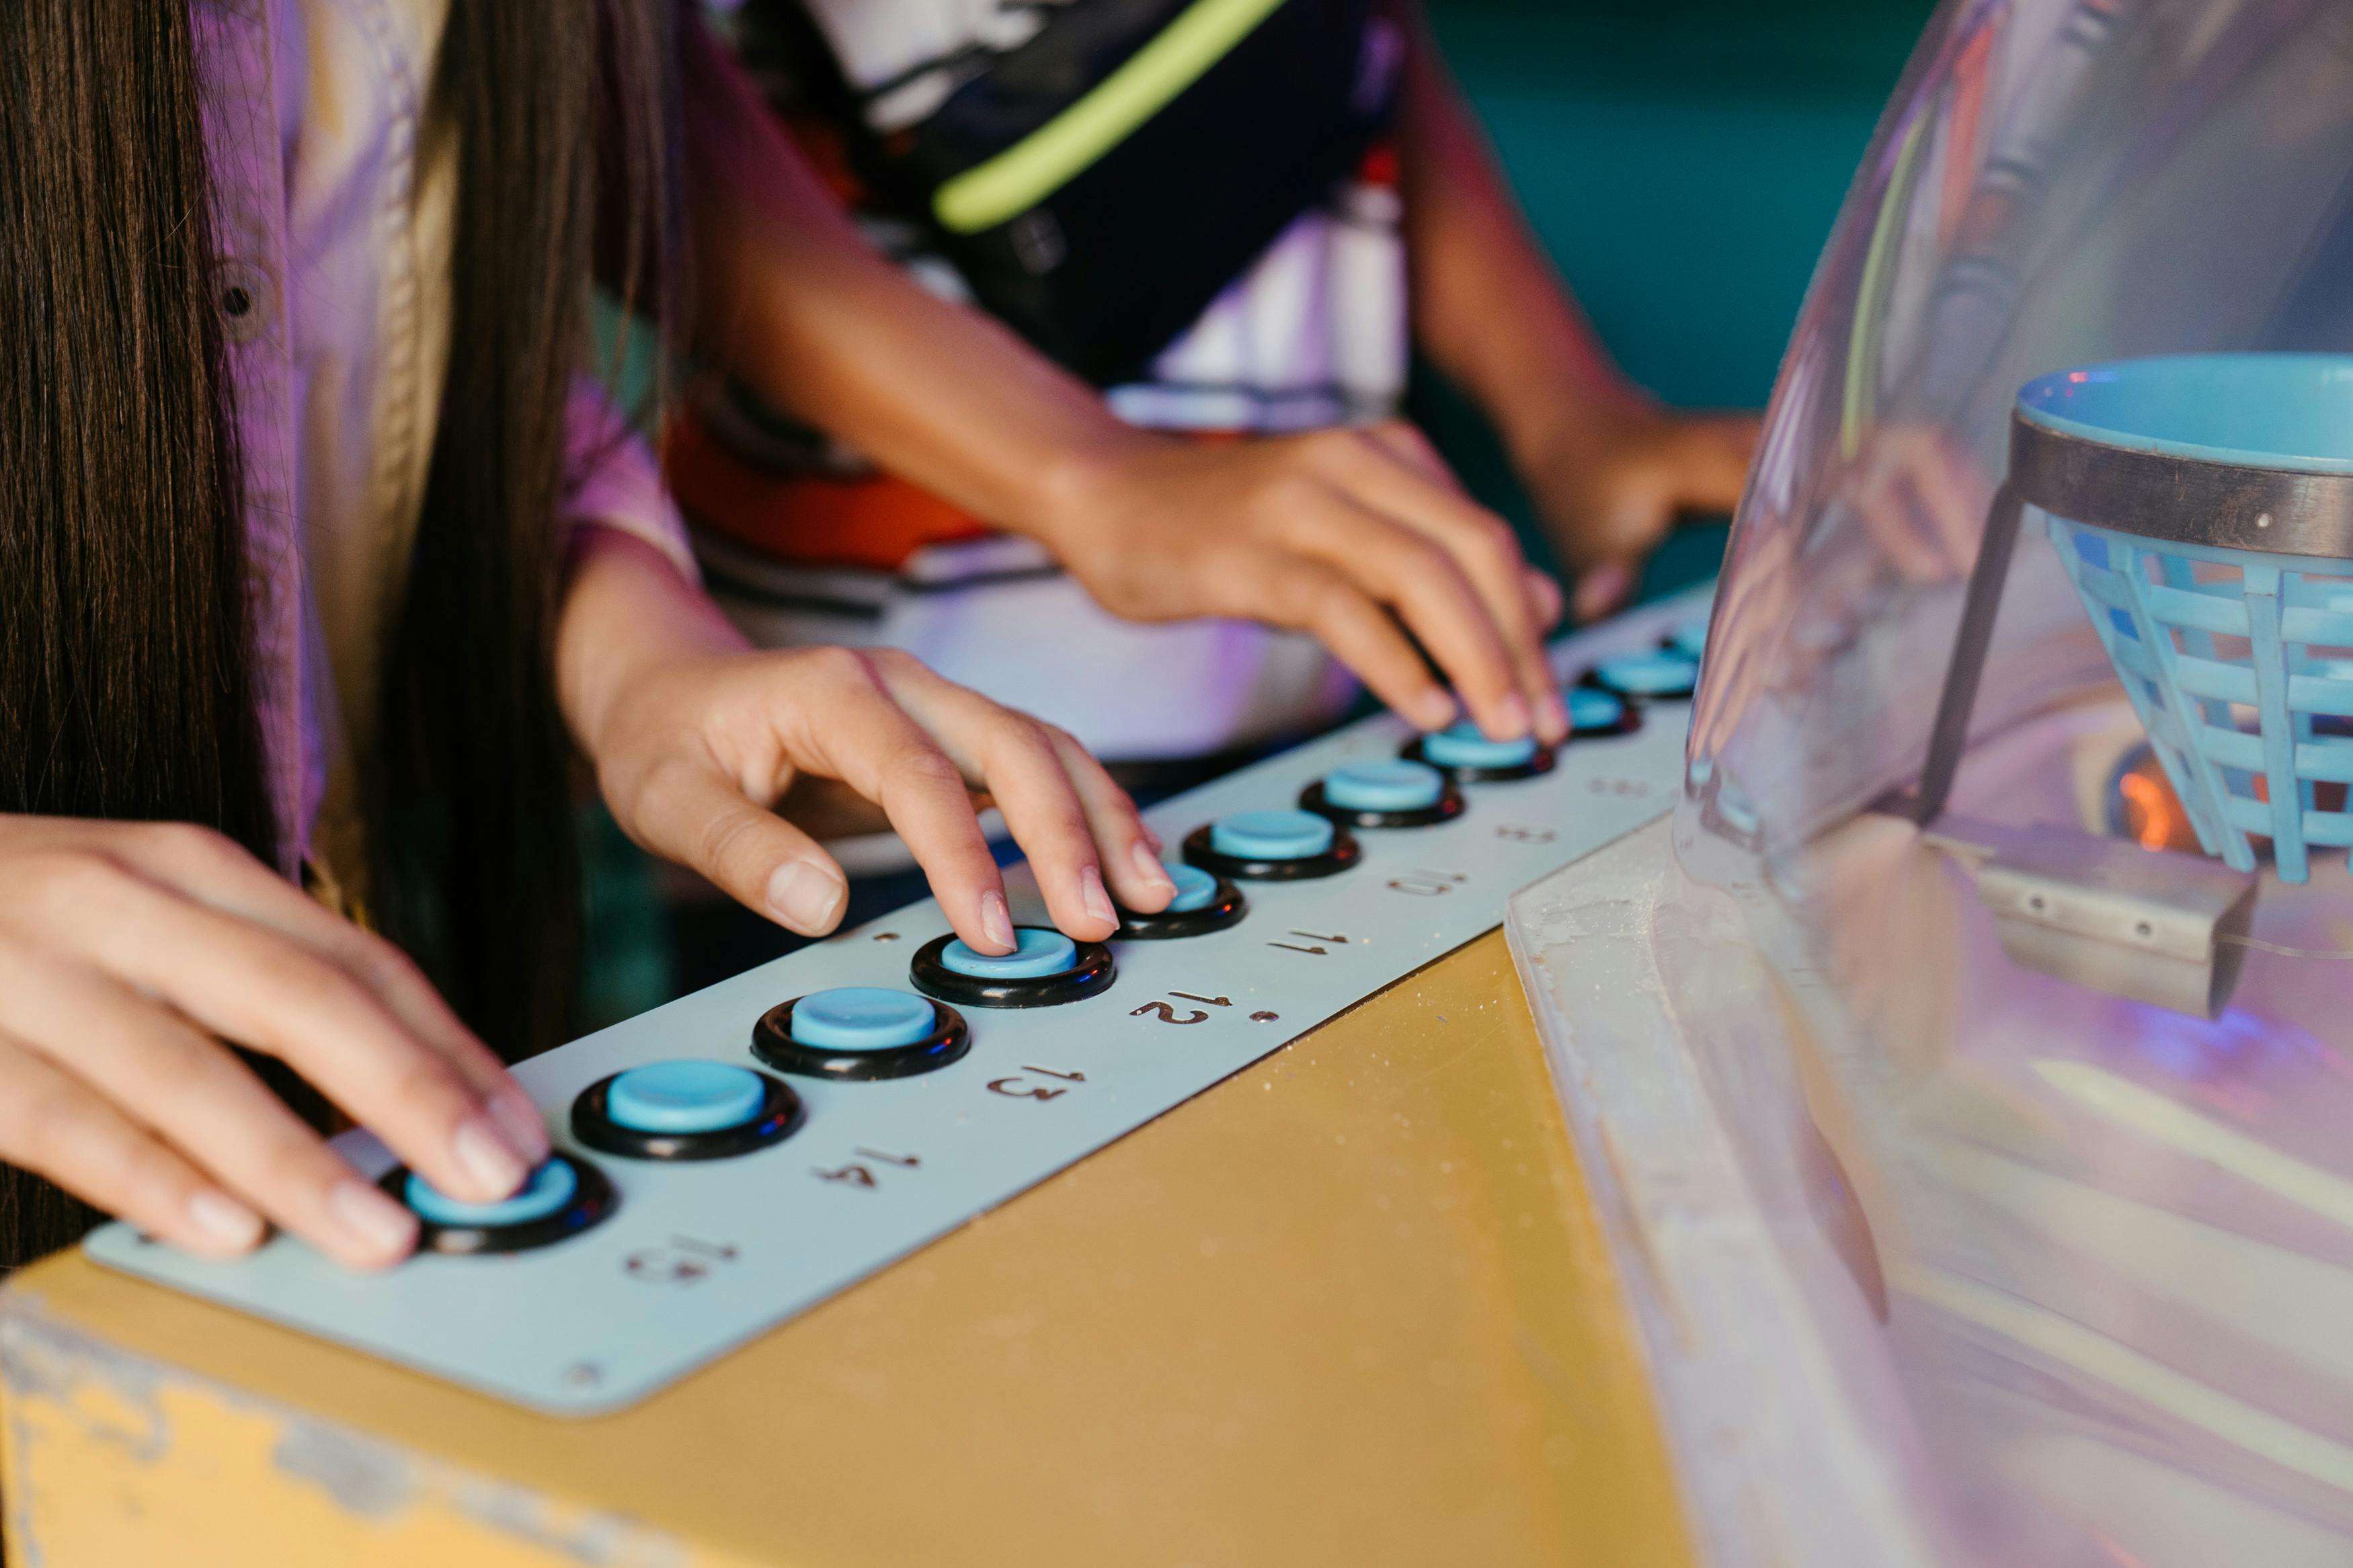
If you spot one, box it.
[633,761,851,934]
[1573,559,1636,622]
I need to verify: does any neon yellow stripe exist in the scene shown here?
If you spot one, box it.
[934,0,1289,235]
[1840,114,1926,460]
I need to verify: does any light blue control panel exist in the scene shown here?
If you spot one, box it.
[85,587,1710,1414]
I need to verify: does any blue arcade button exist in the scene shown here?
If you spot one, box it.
[1421,723,1539,770]
[604,1061,767,1135]
[405,1158,577,1230]
[1566,688,1628,731]
[1669,620,1708,659]
[1113,860,1246,938]
[1210,809,1335,861]
[1321,759,1445,813]
[789,987,939,1052]
[941,927,1079,979]
[1593,651,1700,697]
[1164,862,1220,913]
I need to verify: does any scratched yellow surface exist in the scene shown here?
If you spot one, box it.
[1,930,1693,1567]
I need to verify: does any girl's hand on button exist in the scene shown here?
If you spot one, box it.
[0,817,549,1270]
[1037,422,1568,745]
[570,559,1174,956]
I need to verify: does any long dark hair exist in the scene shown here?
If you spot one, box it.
[0,1,676,1267]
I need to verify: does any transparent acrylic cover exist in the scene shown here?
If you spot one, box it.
[1657,0,2353,1561]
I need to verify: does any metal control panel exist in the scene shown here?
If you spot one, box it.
[85,588,1708,1414]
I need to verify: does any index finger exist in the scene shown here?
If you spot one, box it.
[99,823,544,1155]
[776,655,1021,956]
[1332,427,1566,740]
[61,867,537,1208]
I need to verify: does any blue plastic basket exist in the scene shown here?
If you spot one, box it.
[2023,356,2353,883]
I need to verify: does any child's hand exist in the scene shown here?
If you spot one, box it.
[1037,423,1570,745]
[1521,403,1759,622]
[0,817,550,1269]
[562,531,1175,954]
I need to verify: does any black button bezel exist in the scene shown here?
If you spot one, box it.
[1398,735,1558,784]
[908,931,1117,1008]
[385,1152,618,1257]
[1114,876,1248,938]
[1181,821,1361,880]
[570,1068,804,1159]
[753,996,973,1078]
[1298,776,1465,830]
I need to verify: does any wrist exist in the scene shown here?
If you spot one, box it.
[1020,418,1169,560]
[556,526,744,765]
[1498,370,1657,481]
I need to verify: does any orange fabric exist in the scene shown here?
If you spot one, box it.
[670,410,1251,573]
[665,410,992,572]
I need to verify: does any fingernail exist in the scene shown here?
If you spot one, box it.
[488,1089,550,1164]
[187,1190,264,1251]
[330,1179,417,1260]
[1537,690,1570,743]
[452,1115,528,1200]
[1081,866,1118,927]
[980,890,1016,952]
[1488,692,1532,740]
[1412,690,1457,731]
[1129,841,1177,896]
[766,860,846,934]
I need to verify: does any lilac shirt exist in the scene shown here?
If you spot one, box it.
[190,0,692,889]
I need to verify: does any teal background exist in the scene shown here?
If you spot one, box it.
[577,0,1937,1027]
[1413,0,1933,593]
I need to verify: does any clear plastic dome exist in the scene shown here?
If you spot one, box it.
[1601,2,2353,1561]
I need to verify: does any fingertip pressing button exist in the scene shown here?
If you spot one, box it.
[604,1061,767,1135]
[1114,861,1245,938]
[1420,723,1540,770]
[1164,862,1220,913]
[941,927,1078,980]
[1320,760,1445,813]
[1209,809,1334,862]
[789,987,938,1051]
[405,1159,577,1230]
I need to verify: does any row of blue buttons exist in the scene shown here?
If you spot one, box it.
[404,643,1708,1228]
[404,984,966,1225]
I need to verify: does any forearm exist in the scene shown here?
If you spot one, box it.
[557,526,744,768]
[1397,7,1645,468]
[678,20,1150,543]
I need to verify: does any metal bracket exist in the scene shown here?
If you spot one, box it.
[1909,481,2026,825]
[1919,813,2257,1017]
